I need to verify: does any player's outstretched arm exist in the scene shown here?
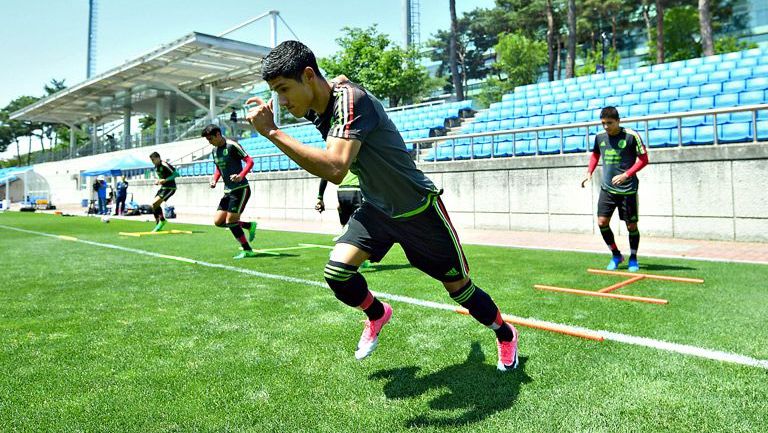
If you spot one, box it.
[582,151,600,188]
[245,96,360,184]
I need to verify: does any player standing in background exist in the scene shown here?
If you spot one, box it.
[149,152,178,232]
[582,106,649,272]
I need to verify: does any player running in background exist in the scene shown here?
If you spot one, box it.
[247,41,518,371]
[202,124,258,259]
[149,152,178,232]
[582,106,649,272]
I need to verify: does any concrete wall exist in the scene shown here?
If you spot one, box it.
[25,141,768,242]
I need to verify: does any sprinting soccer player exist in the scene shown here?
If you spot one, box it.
[202,124,258,259]
[581,106,649,272]
[246,41,518,371]
[149,152,179,232]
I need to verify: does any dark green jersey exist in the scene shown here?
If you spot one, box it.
[306,82,438,218]
[213,140,250,193]
[593,128,647,194]
[155,161,177,189]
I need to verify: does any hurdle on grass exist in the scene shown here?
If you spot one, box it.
[534,269,704,304]
[118,229,193,237]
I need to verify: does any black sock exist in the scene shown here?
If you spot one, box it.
[629,229,640,258]
[324,261,384,321]
[450,280,514,342]
[153,207,165,223]
[229,225,252,251]
[600,226,620,255]
[239,221,252,230]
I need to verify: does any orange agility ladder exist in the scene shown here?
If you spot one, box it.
[534,269,704,305]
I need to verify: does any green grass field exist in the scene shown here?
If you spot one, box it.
[1,212,767,432]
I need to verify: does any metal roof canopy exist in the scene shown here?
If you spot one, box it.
[10,32,272,126]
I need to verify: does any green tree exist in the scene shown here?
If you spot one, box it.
[714,36,758,54]
[576,46,621,76]
[647,5,700,62]
[1,96,41,165]
[478,32,547,107]
[319,26,438,107]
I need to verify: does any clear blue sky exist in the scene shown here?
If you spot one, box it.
[0,0,495,108]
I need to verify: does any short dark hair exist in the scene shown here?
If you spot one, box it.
[149,152,160,159]
[201,124,222,138]
[262,40,323,82]
[600,106,620,120]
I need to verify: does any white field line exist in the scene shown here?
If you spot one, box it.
[2,224,767,370]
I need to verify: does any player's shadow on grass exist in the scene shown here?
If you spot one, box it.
[369,342,531,428]
[639,263,698,272]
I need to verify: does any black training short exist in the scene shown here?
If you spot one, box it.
[217,186,251,214]
[597,189,639,222]
[336,197,470,282]
[155,187,176,202]
[337,189,362,226]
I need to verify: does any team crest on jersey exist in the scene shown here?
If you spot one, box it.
[223,148,229,156]
[618,139,627,149]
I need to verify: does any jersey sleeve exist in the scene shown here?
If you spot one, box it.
[230,142,248,158]
[626,129,647,156]
[328,85,377,141]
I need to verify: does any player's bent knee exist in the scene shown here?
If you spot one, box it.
[323,260,367,307]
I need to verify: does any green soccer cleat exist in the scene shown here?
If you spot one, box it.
[248,222,258,243]
[233,250,257,259]
[152,220,167,232]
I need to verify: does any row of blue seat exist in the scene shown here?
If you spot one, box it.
[513,48,766,94]
[422,120,768,161]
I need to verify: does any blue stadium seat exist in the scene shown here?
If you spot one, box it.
[627,104,648,118]
[541,137,562,154]
[574,111,591,123]
[495,142,514,157]
[556,102,571,113]
[740,57,759,67]
[723,79,746,94]
[512,117,528,129]
[528,115,544,127]
[688,73,709,86]
[648,128,675,148]
[541,103,557,115]
[697,63,717,73]
[605,96,621,107]
[680,127,697,145]
[718,122,753,143]
[625,75,642,85]
[640,91,660,104]
[708,70,729,83]
[648,101,669,115]
[583,88,598,99]
[691,96,715,110]
[740,90,765,105]
[571,100,587,111]
[615,83,632,95]
[746,77,768,91]
[553,92,569,103]
[730,67,753,80]
[722,51,743,62]
[659,69,677,80]
[514,139,536,156]
[658,88,679,102]
[758,120,768,141]
[527,105,542,116]
[670,99,691,112]
[649,78,669,91]
[699,83,722,96]
[714,91,739,108]
[721,111,752,123]
[753,64,768,77]
[621,93,640,106]
[679,86,700,99]
[682,115,709,127]
[633,81,651,93]
[742,48,761,58]
[540,95,555,105]
[694,125,715,145]
[558,112,575,124]
[563,135,586,152]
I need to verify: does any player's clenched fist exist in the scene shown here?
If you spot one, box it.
[245,96,277,137]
